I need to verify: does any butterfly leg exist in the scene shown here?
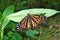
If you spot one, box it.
[36,28,43,36]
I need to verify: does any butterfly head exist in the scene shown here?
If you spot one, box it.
[14,26,20,32]
[14,24,23,32]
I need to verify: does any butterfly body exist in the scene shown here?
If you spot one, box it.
[15,14,46,31]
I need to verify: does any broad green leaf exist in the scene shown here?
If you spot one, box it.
[2,5,14,16]
[7,8,59,22]
[26,29,38,37]
[7,11,27,22]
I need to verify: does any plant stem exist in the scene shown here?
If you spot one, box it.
[1,30,4,40]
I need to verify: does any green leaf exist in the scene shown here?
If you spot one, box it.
[11,35,17,40]
[26,29,38,37]
[1,17,10,40]
[7,11,27,22]
[3,36,9,40]
[1,5,14,40]
[2,17,10,30]
[7,31,22,40]
[2,5,14,30]
[14,33,22,40]
[2,5,14,16]
[1,18,10,39]
[8,22,17,30]
[7,31,14,37]
[7,8,59,22]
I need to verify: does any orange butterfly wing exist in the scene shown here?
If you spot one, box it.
[15,14,45,31]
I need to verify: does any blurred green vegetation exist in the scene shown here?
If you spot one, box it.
[0,0,60,40]
[0,0,60,12]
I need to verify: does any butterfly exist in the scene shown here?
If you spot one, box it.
[15,14,46,31]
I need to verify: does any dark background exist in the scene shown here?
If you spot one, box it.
[0,0,60,12]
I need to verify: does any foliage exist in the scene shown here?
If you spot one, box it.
[2,5,14,16]
[7,8,59,22]
[2,5,14,29]
[26,29,38,37]
[1,5,14,40]
[1,8,60,40]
